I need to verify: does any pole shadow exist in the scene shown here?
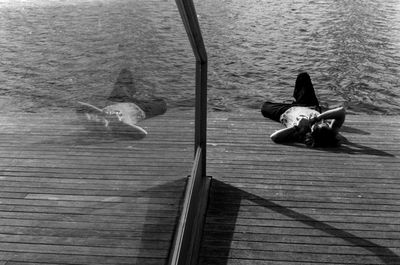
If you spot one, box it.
[199,179,400,265]
[137,178,188,265]
[82,179,187,264]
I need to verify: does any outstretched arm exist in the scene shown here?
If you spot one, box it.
[270,126,299,143]
[270,118,311,143]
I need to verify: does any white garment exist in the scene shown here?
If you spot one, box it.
[280,106,319,128]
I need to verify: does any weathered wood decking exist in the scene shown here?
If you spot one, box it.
[201,111,400,265]
[0,109,195,265]
[0,109,399,265]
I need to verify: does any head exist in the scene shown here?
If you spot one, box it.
[305,121,340,147]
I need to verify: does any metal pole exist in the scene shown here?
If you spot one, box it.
[175,0,208,176]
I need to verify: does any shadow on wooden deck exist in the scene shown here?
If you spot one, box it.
[0,110,193,264]
[137,178,187,264]
[281,136,395,157]
[201,180,400,265]
[202,112,400,265]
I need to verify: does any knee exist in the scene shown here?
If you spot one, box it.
[260,102,271,117]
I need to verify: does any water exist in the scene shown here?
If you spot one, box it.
[1,0,400,114]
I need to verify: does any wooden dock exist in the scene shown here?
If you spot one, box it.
[201,111,400,265]
[0,109,399,264]
[0,109,195,265]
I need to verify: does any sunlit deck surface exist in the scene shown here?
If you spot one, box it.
[0,109,194,265]
[202,111,400,265]
[1,110,399,265]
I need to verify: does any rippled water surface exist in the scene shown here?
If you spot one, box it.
[1,0,400,114]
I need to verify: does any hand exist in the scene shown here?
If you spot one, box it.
[309,116,319,126]
[296,118,311,135]
[297,118,310,129]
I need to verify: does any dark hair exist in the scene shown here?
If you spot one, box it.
[305,126,339,147]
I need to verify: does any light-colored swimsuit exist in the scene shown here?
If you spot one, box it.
[280,106,320,128]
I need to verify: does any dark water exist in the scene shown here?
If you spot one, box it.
[1,0,400,114]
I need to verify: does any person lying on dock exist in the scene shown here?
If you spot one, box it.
[78,68,167,135]
[107,68,167,120]
[261,72,346,147]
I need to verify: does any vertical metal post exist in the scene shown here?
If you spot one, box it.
[175,0,207,176]
[168,1,209,265]
[195,58,207,175]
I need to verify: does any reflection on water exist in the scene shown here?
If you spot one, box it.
[0,0,400,114]
[76,68,167,138]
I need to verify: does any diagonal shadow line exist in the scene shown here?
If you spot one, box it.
[281,136,395,157]
[138,178,188,264]
[340,125,370,135]
[338,137,395,157]
[204,180,400,265]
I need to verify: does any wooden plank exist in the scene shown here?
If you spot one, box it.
[169,148,211,265]
[0,110,194,265]
[202,232,400,246]
[0,251,162,265]
[199,112,400,265]
[2,109,399,265]
[0,225,174,239]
